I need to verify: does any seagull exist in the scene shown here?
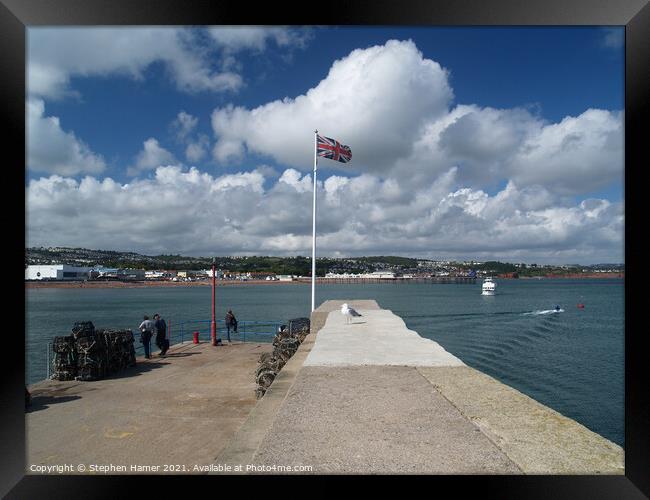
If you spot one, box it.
[341,303,362,324]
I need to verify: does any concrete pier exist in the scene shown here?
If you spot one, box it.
[304,305,464,367]
[25,300,624,475]
[26,341,271,473]
[217,300,624,474]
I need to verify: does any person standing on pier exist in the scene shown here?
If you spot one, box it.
[225,309,237,343]
[153,313,169,357]
[138,315,155,359]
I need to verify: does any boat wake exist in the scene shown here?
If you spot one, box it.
[523,309,564,315]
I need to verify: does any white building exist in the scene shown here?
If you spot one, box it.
[93,267,145,280]
[25,265,93,281]
[325,272,396,279]
[200,269,223,279]
[324,272,362,279]
[145,270,163,279]
[123,269,145,280]
[363,271,396,279]
[145,270,170,280]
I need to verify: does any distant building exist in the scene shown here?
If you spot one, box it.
[145,270,169,280]
[276,275,296,281]
[200,269,223,279]
[171,270,208,281]
[119,269,145,280]
[324,271,397,279]
[93,267,145,280]
[25,264,92,281]
[248,272,274,280]
[361,272,396,279]
[325,272,362,279]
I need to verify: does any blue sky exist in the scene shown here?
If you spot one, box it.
[26,27,624,264]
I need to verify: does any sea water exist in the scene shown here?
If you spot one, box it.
[25,278,624,446]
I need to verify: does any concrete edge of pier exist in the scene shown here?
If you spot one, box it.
[215,300,624,474]
[214,301,383,468]
[212,304,359,468]
[414,365,624,474]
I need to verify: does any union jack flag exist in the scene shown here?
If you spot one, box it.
[317,134,352,163]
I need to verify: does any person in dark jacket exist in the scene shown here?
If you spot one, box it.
[153,313,169,356]
[225,309,237,343]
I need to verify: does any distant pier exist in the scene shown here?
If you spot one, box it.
[300,277,477,284]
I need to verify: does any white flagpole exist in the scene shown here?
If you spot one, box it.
[311,130,318,312]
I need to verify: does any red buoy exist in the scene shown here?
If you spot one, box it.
[577,303,585,309]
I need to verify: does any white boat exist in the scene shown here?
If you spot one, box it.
[481,277,496,295]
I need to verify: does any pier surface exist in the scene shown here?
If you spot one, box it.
[26,341,271,473]
[25,301,624,475]
[217,300,624,474]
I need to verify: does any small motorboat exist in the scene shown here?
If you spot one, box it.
[481,277,496,296]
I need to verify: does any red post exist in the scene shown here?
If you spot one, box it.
[211,258,217,346]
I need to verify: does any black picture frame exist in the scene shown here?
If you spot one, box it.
[3,0,648,497]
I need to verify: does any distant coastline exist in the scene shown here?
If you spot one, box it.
[518,273,623,279]
[25,279,306,289]
[25,273,623,289]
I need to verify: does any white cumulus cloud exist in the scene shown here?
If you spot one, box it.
[27,98,106,176]
[211,39,453,172]
[185,135,210,163]
[171,111,199,142]
[26,166,624,263]
[208,39,622,198]
[508,109,624,194]
[127,138,176,176]
[28,28,240,99]
[25,36,624,263]
[207,26,312,52]
[28,27,313,101]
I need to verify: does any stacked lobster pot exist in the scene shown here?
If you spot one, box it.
[51,335,77,381]
[99,328,137,375]
[285,317,310,343]
[50,321,137,382]
[73,321,107,381]
[255,317,310,399]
